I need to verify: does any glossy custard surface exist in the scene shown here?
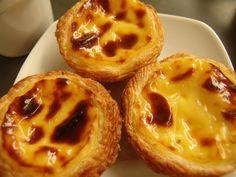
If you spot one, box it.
[137,58,236,164]
[1,78,102,174]
[67,0,155,66]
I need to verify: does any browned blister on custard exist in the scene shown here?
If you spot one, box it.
[69,0,147,57]
[144,92,173,127]
[0,71,121,177]
[56,0,163,82]
[122,54,236,177]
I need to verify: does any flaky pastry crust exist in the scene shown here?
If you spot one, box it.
[0,70,122,177]
[122,53,236,177]
[55,0,163,82]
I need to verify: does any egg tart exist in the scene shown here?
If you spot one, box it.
[55,0,163,82]
[0,70,121,177]
[122,53,236,177]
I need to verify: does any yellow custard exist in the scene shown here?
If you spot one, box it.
[1,77,103,174]
[137,58,236,165]
[67,0,154,66]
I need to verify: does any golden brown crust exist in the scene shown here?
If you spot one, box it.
[0,70,122,177]
[122,53,236,177]
[55,0,164,82]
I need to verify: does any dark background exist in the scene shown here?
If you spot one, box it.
[0,0,235,96]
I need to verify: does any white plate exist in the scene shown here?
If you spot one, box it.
[15,14,235,177]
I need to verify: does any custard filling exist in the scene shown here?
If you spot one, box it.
[1,78,102,174]
[67,0,156,65]
[137,58,236,164]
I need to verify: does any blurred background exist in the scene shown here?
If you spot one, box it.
[0,0,235,96]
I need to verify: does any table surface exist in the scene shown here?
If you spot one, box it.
[0,0,235,97]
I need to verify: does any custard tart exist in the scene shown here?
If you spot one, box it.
[56,0,163,82]
[122,53,236,177]
[0,70,121,177]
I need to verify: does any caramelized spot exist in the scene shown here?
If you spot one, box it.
[13,94,42,118]
[56,78,69,89]
[28,126,44,144]
[115,11,127,20]
[202,66,236,103]
[21,96,41,116]
[97,0,110,13]
[71,22,78,32]
[51,100,90,145]
[103,41,119,57]
[121,0,126,8]
[171,68,194,81]
[134,7,146,28]
[72,33,98,49]
[117,58,125,64]
[42,167,54,174]
[46,101,61,120]
[135,8,146,19]
[60,92,72,101]
[102,33,138,56]
[146,34,152,42]
[120,34,138,49]
[232,85,236,92]
[168,146,176,151]
[200,138,215,147]
[59,156,67,166]
[100,22,112,36]
[86,13,93,21]
[137,21,144,28]
[7,146,23,165]
[174,63,181,70]
[46,80,72,120]
[146,115,153,124]
[85,90,93,97]
[222,108,236,124]
[146,92,173,127]
[202,77,222,92]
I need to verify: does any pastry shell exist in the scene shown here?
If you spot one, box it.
[122,53,236,177]
[0,70,122,177]
[56,0,164,82]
